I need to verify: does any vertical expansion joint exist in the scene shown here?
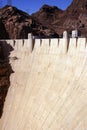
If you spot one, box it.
[22,39,24,46]
[40,39,42,46]
[57,38,59,46]
[32,38,35,51]
[76,38,78,47]
[49,39,51,47]
[13,40,15,46]
[85,38,87,48]
[66,38,70,52]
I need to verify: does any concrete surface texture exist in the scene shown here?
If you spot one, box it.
[0,38,87,130]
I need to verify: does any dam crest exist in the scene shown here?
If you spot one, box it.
[1,37,87,54]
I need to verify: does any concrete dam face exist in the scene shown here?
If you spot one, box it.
[0,38,87,130]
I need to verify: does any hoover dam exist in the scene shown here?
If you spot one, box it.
[0,37,87,130]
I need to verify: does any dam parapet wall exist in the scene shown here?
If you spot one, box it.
[0,37,87,55]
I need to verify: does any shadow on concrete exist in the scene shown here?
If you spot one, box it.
[0,41,14,118]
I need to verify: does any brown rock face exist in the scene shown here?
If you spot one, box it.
[0,41,13,118]
[64,0,87,36]
[0,5,58,39]
[32,0,87,37]
[32,4,63,27]
[32,4,64,35]
[0,6,34,39]
[67,0,87,12]
[1,0,87,38]
[0,19,9,39]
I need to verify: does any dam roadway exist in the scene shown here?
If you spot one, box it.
[0,38,87,130]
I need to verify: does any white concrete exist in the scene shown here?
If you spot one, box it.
[14,40,23,50]
[77,38,86,52]
[41,39,50,54]
[58,38,68,54]
[72,30,78,38]
[0,38,87,130]
[50,39,58,54]
[34,39,41,54]
[24,39,33,53]
[68,38,77,55]
[28,33,33,39]
[63,31,68,38]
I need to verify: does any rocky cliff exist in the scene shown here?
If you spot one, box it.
[0,19,9,39]
[33,0,87,36]
[32,4,63,28]
[0,41,13,118]
[0,5,58,39]
[1,0,87,38]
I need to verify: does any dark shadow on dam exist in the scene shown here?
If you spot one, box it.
[0,41,14,118]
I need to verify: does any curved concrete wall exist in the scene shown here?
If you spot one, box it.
[0,38,87,130]
[2,38,87,54]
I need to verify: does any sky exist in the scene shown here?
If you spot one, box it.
[1,0,73,14]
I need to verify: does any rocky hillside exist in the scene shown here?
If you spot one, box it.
[0,5,58,39]
[0,19,9,39]
[32,4,63,28]
[64,0,87,36]
[67,0,87,12]
[0,41,13,118]
[32,0,87,37]
[1,0,87,38]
